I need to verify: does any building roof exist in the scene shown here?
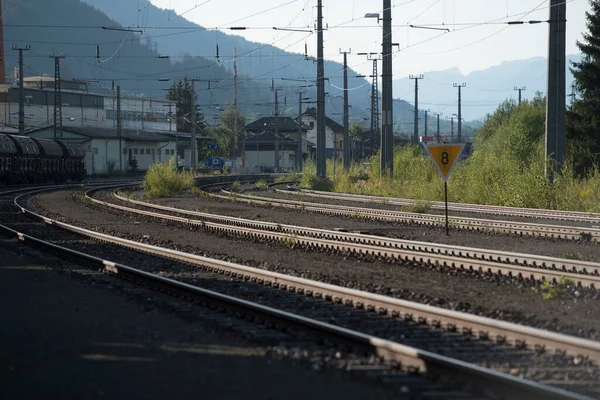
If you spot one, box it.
[300,107,344,132]
[244,117,309,133]
[62,127,174,142]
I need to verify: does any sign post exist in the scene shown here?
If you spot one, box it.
[422,143,465,235]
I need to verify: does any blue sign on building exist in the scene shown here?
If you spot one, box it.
[207,143,219,150]
[204,157,223,168]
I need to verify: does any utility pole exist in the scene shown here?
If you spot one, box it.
[453,83,466,142]
[49,52,66,139]
[163,103,174,131]
[12,44,30,134]
[514,86,526,105]
[424,110,428,144]
[0,0,6,84]
[409,74,424,145]
[450,115,455,142]
[358,53,381,157]
[190,79,197,174]
[341,49,351,169]
[568,83,576,108]
[117,86,122,171]
[233,47,240,168]
[436,113,442,143]
[370,59,380,156]
[273,87,281,171]
[545,0,567,179]
[381,0,394,176]
[316,0,326,177]
[297,91,305,171]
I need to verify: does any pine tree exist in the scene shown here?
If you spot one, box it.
[568,0,600,175]
[165,77,205,134]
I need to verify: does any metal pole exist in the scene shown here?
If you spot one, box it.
[12,45,30,134]
[18,49,24,134]
[274,89,280,171]
[381,0,394,176]
[451,117,454,142]
[316,0,326,177]
[191,79,196,174]
[545,0,566,180]
[444,182,449,236]
[424,110,428,144]
[233,47,239,167]
[453,83,466,143]
[342,50,350,170]
[436,113,440,143]
[297,92,304,171]
[117,86,122,171]
[410,75,423,145]
[0,0,5,85]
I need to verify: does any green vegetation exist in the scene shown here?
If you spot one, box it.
[230,180,242,192]
[254,180,269,190]
[569,0,600,176]
[531,277,575,300]
[143,157,195,197]
[299,162,334,191]
[405,200,432,214]
[315,92,600,213]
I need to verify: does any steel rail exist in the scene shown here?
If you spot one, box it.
[101,187,600,288]
[0,206,589,400]
[216,190,600,242]
[111,187,600,275]
[19,186,600,366]
[284,187,600,224]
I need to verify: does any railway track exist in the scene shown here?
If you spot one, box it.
[5,188,597,399]
[214,189,600,243]
[281,187,600,225]
[93,186,600,289]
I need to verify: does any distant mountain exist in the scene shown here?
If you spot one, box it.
[393,55,580,121]
[78,0,415,125]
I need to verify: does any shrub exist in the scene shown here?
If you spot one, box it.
[143,157,194,197]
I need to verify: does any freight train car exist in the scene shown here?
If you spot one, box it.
[0,133,85,184]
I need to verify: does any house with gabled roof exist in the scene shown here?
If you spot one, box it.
[298,107,345,161]
[243,116,309,172]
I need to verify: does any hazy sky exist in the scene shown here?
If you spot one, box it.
[147,0,590,78]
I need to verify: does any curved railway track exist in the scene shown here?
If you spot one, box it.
[4,188,597,399]
[214,189,600,243]
[93,186,600,289]
[281,187,600,225]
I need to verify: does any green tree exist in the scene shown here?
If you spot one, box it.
[207,105,246,157]
[349,123,364,137]
[568,0,600,175]
[165,77,206,134]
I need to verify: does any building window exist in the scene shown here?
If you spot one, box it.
[157,149,161,155]
[133,148,138,155]
[171,149,175,155]
[146,149,151,155]
[309,121,315,129]
[123,149,127,154]
[93,148,98,155]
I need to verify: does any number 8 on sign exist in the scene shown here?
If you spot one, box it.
[423,144,465,182]
[441,152,449,165]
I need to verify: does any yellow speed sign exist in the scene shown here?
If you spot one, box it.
[423,143,465,182]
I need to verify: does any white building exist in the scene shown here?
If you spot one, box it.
[299,107,344,160]
[27,126,177,175]
[0,77,176,133]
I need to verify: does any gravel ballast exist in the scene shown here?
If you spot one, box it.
[25,189,600,341]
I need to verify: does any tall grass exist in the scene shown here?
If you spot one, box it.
[143,157,195,197]
[316,145,600,213]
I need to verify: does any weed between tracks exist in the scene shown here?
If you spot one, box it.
[531,277,576,300]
